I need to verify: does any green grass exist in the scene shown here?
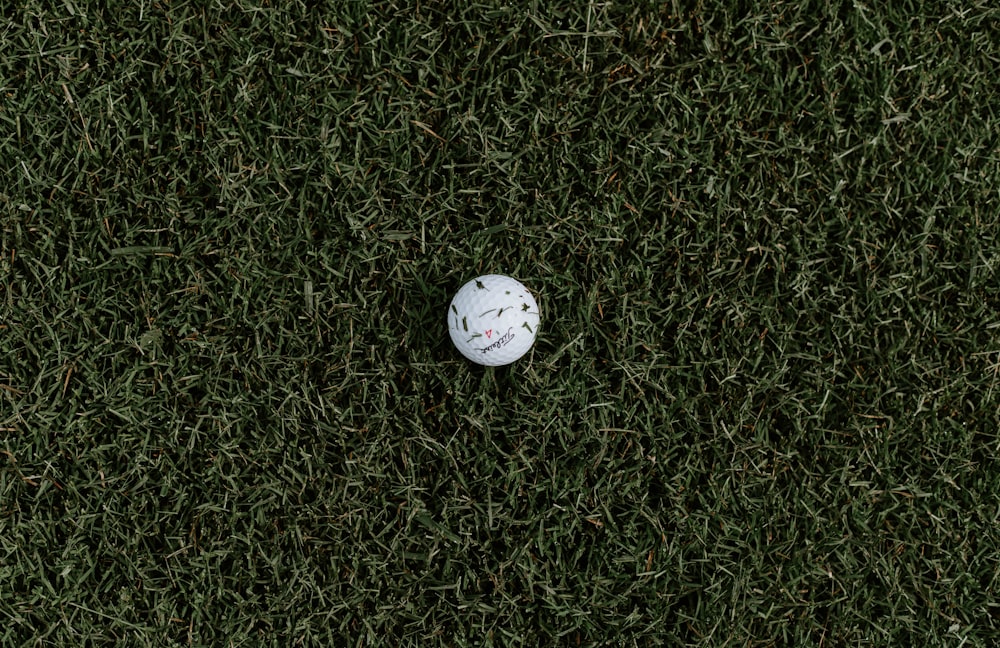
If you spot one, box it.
[2,0,999,645]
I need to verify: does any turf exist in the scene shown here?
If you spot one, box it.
[2,0,999,646]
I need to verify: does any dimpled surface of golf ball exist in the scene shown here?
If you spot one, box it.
[448,274,540,366]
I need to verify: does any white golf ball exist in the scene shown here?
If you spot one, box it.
[448,274,540,366]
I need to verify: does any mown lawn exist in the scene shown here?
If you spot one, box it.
[2,1,999,645]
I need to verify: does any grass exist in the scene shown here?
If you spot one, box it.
[2,0,999,645]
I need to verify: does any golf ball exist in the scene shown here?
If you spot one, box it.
[448,274,540,366]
